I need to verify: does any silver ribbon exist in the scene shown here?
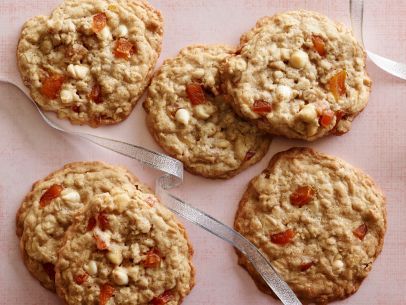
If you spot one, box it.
[1,1,404,304]
[0,78,302,305]
[350,0,406,80]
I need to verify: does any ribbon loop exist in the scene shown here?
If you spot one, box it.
[350,0,406,80]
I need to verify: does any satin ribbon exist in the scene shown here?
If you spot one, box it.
[350,0,406,80]
[1,1,405,305]
[0,77,302,305]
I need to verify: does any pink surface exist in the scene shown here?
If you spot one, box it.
[0,1,405,304]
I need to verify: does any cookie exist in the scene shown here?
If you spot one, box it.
[143,45,271,179]
[17,0,163,127]
[234,148,386,304]
[221,10,371,141]
[55,191,195,305]
[16,161,149,290]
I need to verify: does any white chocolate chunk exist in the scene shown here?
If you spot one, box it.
[298,104,318,123]
[194,103,216,120]
[107,245,123,265]
[112,267,129,285]
[175,108,190,125]
[117,25,128,37]
[99,26,112,41]
[289,50,309,69]
[67,64,89,79]
[275,85,292,100]
[333,260,344,270]
[60,89,74,104]
[61,188,81,203]
[114,193,130,212]
[84,260,98,275]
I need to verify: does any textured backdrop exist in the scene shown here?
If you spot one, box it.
[0,1,405,304]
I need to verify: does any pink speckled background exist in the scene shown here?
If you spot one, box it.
[0,1,405,304]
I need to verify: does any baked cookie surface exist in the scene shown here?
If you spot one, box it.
[17,0,163,127]
[222,10,371,141]
[55,192,194,305]
[143,45,271,179]
[16,161,147,290]
[234,148,386,304]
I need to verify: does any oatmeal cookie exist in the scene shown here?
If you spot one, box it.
[55,192,195,305]
[221,10,371,141]
[17,0,163,127]
[234,147,386,304]
[143,45,271,179]
[16,161,148,290]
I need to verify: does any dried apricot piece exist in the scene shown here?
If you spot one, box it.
[74,273,88,285]
[87,216,97,231]
[98,212,109,231]
[89,84,103,104]
[150,290,173,305]
[92,13,107,33]
[290,186,315,207]
[40,184,63,208]
[186,83,206,105]
[143,248,161,268]
[113,38,135,59]
[353,223,368,240]
[99,283,115,305]
[94,235,108,250]
[299,261,314,271]
[40,75,64,99]
[270,229,295,245]
[328,70,346,101]
[312,35,326,56]
[252,100,272,114]
[319,110,335,128]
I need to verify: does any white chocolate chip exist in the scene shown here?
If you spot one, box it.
[67,64,89,79]
[175,108,190,125]
[114,193,130,212]
[193,103,216,120]
[280,48,291,60]
[327,237,336,245]
[117,25,128,37]
[84,261,98,275]
[60,89,74,104]
[107,246,123,265]
[275,85,292,100]
[333,260,344,270]
[112,267,129,285]
[273,71,284,79]
[298,104,318,123]
[99,26,112,41]
[61,188,81,203]
[289,50,309,69]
